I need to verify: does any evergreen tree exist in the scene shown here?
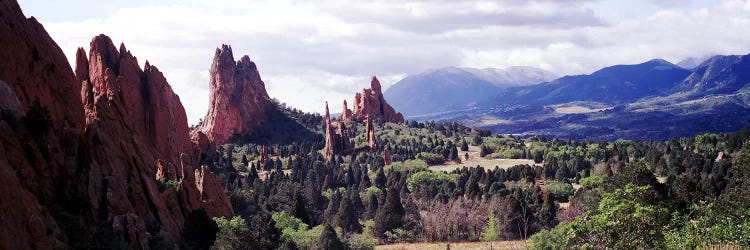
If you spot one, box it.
[182,209,219,250]
[334,190,362,234]
[292,192,311,225]
[375,188,405,238]
[375,168,387,189]
[319,224,347,250]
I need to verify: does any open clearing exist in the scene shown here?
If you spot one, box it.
[376,240,527,250]
[429,145,540,173]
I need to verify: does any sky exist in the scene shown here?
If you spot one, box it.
[16,0,750,124]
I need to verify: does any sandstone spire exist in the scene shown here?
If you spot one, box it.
[324,101,353,160]
[193,44,272,145]
[352,76,404,123]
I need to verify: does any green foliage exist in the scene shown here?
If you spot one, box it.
[480,212,500,241]
[406,171,456,192]
[578,174,606,189]
[345,233,377,250]
[387,159,428,172]
[528,221,577,250]
[273,211,309,240]
[384,228,415,243]
[213,216,251,250]
[416,152,446,165]
[664,208,750,249]
[544,181,574,202]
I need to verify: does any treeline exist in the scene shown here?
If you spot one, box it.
[192,119,750,249]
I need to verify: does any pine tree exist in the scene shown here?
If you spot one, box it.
[292,192,311,225]
[374,187,404,238]
[375,168,387,189]
[319,224,346,250]
[366,193,379,219]
[334,190,362,233]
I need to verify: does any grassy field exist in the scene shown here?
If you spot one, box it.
[429,145,539,173]
[376,240,528,250]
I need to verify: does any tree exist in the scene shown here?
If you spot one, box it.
[375,188,404,238]
[375,168,387,189]
[460,138,469,151]
[292,192,311,225]
[182,209,219,250]
[481,211,500,241]
[334,190,362,234]
[213,216,250,250]
[318,224,347,250]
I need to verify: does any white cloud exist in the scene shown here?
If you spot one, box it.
[17,0,750,124]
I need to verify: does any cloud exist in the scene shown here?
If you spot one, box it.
[19,0,750,124]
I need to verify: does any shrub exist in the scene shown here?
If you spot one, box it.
[417,152,445,165]
[545,181,575,202]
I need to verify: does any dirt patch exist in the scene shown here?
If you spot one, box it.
[429,145,540,173]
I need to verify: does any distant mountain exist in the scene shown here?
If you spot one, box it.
[416,54,750,140]
[384,66,556,116]
[672,55,750,97]
[486,59,692,106]
[677,54,715,69]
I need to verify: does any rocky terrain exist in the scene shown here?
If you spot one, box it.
[0,1,231,248]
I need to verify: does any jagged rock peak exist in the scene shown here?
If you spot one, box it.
[352,76,404,123]
[193,44,272,145]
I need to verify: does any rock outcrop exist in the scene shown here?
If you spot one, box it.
[192,45,272,145]
[341,99,353,123]
[365,115,377,150]
[352,77,404,123]
[0,2,233,248]
[324,102,352,160]
[383,147,392,165]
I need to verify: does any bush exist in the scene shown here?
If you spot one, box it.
[345,233,377,250]
[545,181,575,202]
[406,171,455,192]
[416,152,445,165]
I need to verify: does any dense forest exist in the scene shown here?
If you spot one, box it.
[183,111,750,249]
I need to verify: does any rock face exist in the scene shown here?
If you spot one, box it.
[341,100,353,123]
[352,77,404,123]
[323,102,352,160]
[0,2,233,248]
[193,45,272,145]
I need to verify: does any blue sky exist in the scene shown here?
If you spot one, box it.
[16,0,750,124]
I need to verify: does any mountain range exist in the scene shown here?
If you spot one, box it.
[384,66,556,116]
[390,54,750,140]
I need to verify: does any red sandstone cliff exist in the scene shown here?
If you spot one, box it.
[0,2,232,248]
[192,45,273,145]
[352,76,404,123]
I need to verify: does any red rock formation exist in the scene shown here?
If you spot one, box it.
[341,99,353,123]
[324,102,352,159]
[195,166,233,217]
[365,115,377,150]
[383,147,392,165]
[192,45,272,145]
[0,0,84,128]
[0,2,233,247]
[352,77,404,123]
